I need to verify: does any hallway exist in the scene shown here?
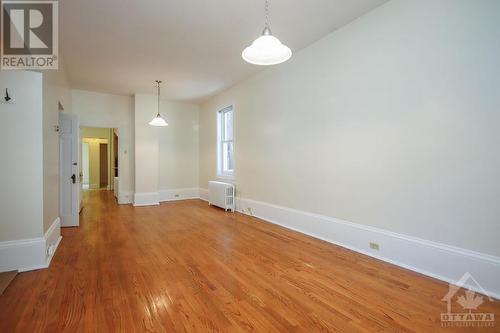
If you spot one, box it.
[1,191,499,332]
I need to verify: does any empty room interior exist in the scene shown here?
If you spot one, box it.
[1,0,499,332]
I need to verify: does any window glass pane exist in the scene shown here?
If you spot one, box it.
[225,111,233,141]
[220,113,225,141]
[222,112,227,140]
[218,106,234,176]
[222,141,234,173]
[222,141,228,172]
[227,141,234,171]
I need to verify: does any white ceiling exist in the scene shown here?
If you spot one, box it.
[61,0,387,103]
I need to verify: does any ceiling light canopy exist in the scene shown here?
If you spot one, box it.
[242,0,292,66]
[149,80,168,127]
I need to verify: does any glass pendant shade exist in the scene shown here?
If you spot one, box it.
[242,30,292,66]
[149,114,168,126]
[242,0,292,66]
[149,80,168,126]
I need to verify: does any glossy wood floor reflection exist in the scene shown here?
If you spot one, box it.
[1,191,499,332]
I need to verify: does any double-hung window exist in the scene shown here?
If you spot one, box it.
[217,106,234,178]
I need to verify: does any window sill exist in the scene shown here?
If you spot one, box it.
[217,174,234,180]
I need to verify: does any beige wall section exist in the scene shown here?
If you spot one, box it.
[159,101,199,189]
[82,137,108,189]
[72,90,134,202]
[42,65,73,233]
[81,127,114,189]
[199,0,500,256]
[81,127,110,139]
[0,71,44,241]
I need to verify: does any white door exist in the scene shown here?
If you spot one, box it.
[79,138,84,212]
[59,112,80,227]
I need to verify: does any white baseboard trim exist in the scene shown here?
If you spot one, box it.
[230,196,500,299]
[43,235,62,270]
[133,192,160,207]
[118,192,132,205]
[44,217,61,253]
[0,217,62,273]
[0,237,46,272]
[159,188,200,202]
[44,217,62,268]
[199,188,208,201]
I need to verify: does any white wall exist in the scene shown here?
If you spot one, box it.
[42,65,72,233]
[159,101,199,190]
[133,95,200,205]
[0,69,67,271]
[199,0,500,257]
[133,94,160,205]
[0,71,44,241]
[72,90,134,203]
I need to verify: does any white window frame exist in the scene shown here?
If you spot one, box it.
[217,105,234,179]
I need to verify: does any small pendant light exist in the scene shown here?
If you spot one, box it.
[242,0,292,66]
[149,80,168,127]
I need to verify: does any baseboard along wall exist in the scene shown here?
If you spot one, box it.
[132,188,200,206]
[0,217,62,273]
[159,188,200,202]
[133,192,160,206]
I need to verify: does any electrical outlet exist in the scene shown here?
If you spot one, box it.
[369,242,380,250]
[46,244,55,257]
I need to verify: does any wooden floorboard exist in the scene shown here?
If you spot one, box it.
[0,270,17,295]
[0,190,498,332]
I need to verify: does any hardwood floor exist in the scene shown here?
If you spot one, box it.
[1,190,498,332]
[0,271,17,295]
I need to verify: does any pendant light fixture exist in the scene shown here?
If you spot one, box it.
[149,80,168,127]
[242,0,292,66]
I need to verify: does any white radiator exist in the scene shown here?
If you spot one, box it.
[208,181,235,212]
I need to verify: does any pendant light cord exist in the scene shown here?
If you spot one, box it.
[265,0,270,29]
[156,80,162,117]
[261,0,272,35]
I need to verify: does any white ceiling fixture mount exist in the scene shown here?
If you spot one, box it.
[242,0,292,66]
[149,80,168,127]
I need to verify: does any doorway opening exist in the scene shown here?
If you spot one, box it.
[80,127,118,192]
